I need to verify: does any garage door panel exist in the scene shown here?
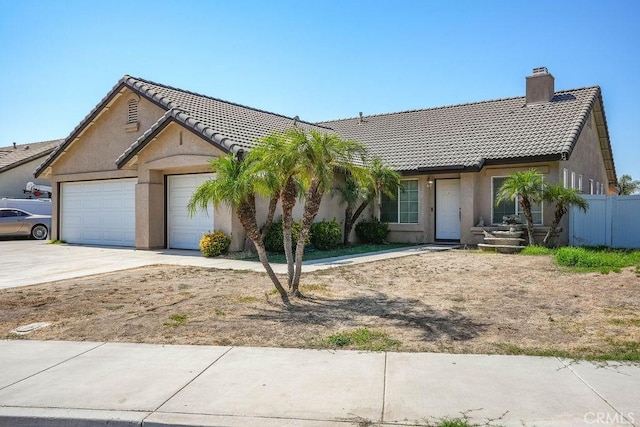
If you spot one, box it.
[61,179,136,247]
[168,174,213,250]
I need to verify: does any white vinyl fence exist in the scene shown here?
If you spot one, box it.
[569,195,640,248]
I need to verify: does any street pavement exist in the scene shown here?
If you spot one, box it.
[0,341,638,426]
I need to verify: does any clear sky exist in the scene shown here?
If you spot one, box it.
[1,0,638,180]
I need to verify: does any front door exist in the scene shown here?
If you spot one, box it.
[435,179,461,240]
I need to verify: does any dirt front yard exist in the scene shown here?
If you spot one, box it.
[2,250,639,357]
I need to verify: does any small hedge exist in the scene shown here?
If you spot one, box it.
[199,230,231,257]
[311,219,342,250]
[355,218,389,244]
[264,220,310,253]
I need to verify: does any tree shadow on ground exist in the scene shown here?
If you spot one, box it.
[247,291,486,342]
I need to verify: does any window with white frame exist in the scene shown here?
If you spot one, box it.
[578,174,583,193]
[571,171,576,189]
[380,179,419,223]
[492,176,543,225]
[563,168,569,188]
[589,179,594,195]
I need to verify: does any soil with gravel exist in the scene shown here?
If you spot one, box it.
[1,250,638,356]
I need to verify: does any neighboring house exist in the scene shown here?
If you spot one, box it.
[0,139,62,199]
[35,68,617,249]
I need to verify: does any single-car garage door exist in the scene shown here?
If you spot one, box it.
[168,174,214,250]
[61,179,136,246]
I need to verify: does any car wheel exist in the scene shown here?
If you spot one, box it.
[31,224,48,240]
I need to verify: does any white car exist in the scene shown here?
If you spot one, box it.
[0,208,51,240]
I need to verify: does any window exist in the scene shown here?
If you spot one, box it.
[596,182,600,195]
[492,177,543,225]
[563,168,569,189]
[578,174,583,193]
[589,179,594,195]
[381,179,419,223]
[571,171,576,189]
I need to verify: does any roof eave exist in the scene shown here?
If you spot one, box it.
[34,78,133,178]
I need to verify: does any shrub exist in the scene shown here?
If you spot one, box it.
[355,218,389,244]
[310,219,342,250]
[199,230,231,257]
[263,220,311,253]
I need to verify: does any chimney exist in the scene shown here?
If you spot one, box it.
[526,67,554,104]
[358,112,363,124]
[13,142,17,149]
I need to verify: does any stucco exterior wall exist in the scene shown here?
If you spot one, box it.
[0,157,52,198]
[561,112,609,196]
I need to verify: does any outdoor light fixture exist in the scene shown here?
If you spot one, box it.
[427,177,434,188]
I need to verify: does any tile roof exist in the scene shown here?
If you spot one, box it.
[115,76,333,166]
[36,74,610,180]
[0,139,63,174]
[318,87,601,172]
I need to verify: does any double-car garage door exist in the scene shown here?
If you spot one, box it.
[60,175,213,249]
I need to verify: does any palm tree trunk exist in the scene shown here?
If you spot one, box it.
[344,200,369,245]
[292,180,323,295]
[520,198,536,245]
[237,198,289,304]
[343,206,353,246]
[261,192,279,240]
[281,178,297,289]
[542,208,565,247]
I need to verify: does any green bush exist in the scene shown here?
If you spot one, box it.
[263,220,311,253]
[310,219,342,250]
[355,218,389,244]
[199,230,231,257]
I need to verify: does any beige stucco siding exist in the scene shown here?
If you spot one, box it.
[0,157,52,198]
[52,90,165,177]
[561,112,609,195]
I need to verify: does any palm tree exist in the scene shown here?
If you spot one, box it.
[187,153,290,304]
[542,184,589,247]
[336,158,400,245]
[287,129,367,295]
[249,131,303,288]
[495,169,544,245]
[618,174,640,195]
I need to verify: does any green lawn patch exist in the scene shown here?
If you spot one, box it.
[521,245,640,273]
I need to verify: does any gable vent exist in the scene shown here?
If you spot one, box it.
[127,98,139,124]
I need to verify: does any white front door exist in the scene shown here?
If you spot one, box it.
[435,179,461,240]
[61,179,136,247]
[167,174,214,250]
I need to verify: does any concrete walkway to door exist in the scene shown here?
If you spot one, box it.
[0,240,455,290]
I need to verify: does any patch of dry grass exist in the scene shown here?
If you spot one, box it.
[1,251,638,359]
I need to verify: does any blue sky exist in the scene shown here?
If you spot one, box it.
[1,0,638,180]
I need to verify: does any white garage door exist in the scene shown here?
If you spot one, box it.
[61,179,136,246]
[168,174,214,250]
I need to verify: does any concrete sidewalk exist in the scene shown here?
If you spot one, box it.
[0,240,454,289]
[0,341,637,426]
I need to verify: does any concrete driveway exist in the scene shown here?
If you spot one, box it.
[0,240,265,290]
[0,240,453,290]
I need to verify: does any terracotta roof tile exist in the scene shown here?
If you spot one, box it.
[318,87,600,172]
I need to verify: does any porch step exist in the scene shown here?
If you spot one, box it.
[478,243,526,254]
